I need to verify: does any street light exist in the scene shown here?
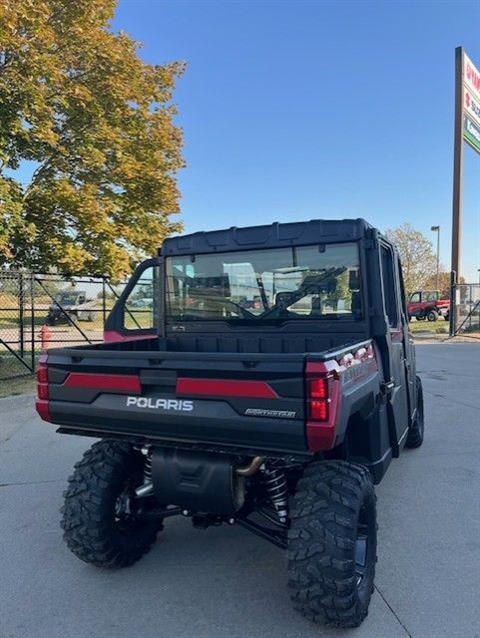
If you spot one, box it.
[431,225,440,291]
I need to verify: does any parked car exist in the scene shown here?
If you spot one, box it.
[407,290,450,322]
[36,218,424,628]
[46,290,98,325]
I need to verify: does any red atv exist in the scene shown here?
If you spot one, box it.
[407,290,450,322]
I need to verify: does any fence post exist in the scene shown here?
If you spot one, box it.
[19,272,25,359]
[102,277,107,330]
[30,273,35,373]
[449,271,456,337]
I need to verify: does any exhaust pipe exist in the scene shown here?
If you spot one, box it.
[235,456,264,477]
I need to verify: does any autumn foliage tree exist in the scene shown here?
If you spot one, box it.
[0,0,184,279]
[384,223,437,295]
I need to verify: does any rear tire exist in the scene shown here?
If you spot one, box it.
[405,376,424,448]
[427,309,438,322]
[287,461,377,628]
[61,440,162,568]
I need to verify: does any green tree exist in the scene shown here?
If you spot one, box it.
[326,269,351,310]
[384,223,437,295]
[0,0,184,279]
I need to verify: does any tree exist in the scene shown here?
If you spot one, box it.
[0,0,184,280]
[423,269,465,298]
[384,223,437,295]
[326,269,351,310]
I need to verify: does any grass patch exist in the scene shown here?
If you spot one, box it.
[408,319,448,333]
[0,375,36,398]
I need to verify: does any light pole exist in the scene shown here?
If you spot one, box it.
[431,225,440,291]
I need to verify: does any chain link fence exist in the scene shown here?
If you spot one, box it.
[452,283,480,338]
[0,271,128,380]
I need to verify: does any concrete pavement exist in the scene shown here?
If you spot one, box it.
[1,343,479,638]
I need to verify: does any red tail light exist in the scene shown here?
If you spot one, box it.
[306,361,342,452]
[307,377,330,422]
[37,366,48,384]
[36,355,50,417]
[37,383,49,400]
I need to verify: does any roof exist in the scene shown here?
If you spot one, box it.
[160,218,374,257]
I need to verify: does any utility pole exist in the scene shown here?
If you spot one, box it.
[450,47,465,336]
[451,47,464,285]
[431,225,440,291]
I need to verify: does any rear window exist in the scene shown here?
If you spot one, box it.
[166,243,362,322]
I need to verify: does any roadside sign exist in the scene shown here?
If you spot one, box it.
[463,87,480,129]
[462,52,480,149]
[451,47,480,335]
[463,113,480,154]
[463,53,480,102]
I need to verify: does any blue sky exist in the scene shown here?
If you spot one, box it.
[110,0,480,281]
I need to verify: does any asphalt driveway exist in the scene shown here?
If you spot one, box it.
[1,343,479,638]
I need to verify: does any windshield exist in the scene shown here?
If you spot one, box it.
[166,243,362,322]
[55,292,80,305]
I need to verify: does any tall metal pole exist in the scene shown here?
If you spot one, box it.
[450,46,465,336]
[437,227,440,291]
[431,225,440,290]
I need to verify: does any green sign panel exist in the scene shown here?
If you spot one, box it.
[463,114,480,154]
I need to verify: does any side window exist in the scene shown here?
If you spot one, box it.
[123,266,158,330]
[380,246,398,327]
[424,291,437,302]
[410,292,421,303]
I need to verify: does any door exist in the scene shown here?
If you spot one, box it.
[408,291,422,316]
[396,257,416,419]
[379,243,410,444]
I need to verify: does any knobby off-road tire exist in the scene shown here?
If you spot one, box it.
[61,440,162,568]
[405,376,424,448]
[287,461,377,628]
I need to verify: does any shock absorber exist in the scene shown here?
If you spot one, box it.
[263,464,288,524]
[135,446,154,498]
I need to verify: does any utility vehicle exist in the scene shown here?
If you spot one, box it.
[46,290,97,325]
[36,218,424,628]
[407,289,450,322]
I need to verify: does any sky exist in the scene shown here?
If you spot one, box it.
[108,0,480,282]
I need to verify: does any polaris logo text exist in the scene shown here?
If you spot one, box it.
[126,397,194,411]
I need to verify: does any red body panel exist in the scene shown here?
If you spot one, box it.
[64,372,141,393]
[176,378,279,399]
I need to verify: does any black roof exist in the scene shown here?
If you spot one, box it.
[160,218,375,257]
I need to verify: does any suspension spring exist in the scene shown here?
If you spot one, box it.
[263,466,288,524]
[143,448,152,483]
[134,446,154,498]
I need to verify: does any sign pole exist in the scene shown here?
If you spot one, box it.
[450,46,464,336]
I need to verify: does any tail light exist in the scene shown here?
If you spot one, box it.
[35,355,51,422]
[306,361,341,451]
[308,377,330,422]
[36,360,49,400]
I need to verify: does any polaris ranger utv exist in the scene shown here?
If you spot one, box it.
[36,219,424,628]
